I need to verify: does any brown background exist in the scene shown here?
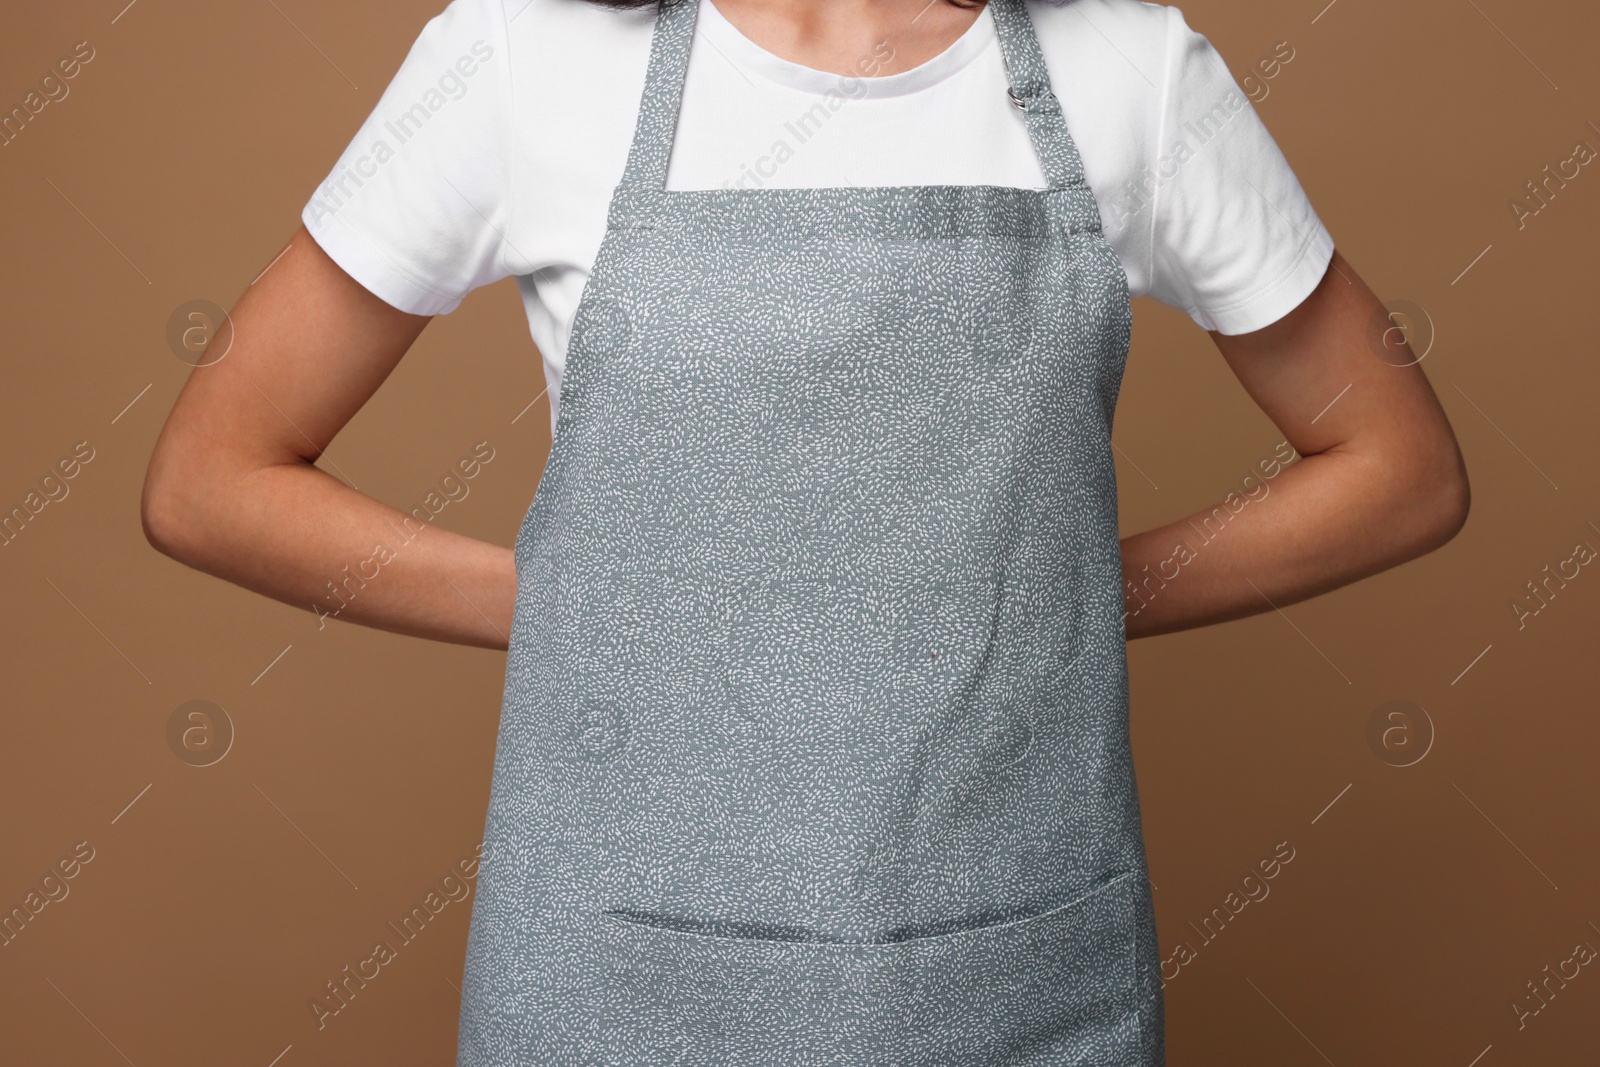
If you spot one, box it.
[2,0,1597,1064]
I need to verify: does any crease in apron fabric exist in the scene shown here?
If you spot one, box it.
[458,0,1164,1061]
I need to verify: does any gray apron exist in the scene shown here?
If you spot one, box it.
[458,0,1163,1062]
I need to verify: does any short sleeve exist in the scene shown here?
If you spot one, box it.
[1146,7,1335,335]
[300,0,513,316]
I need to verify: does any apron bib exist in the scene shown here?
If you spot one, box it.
[459,0,1163,1062]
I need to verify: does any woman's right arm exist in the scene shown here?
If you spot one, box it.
[141,225,517,651]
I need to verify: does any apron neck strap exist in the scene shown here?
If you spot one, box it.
[618,0,1090,192]
[989,0,1090,189]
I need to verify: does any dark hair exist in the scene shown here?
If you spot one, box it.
[583,0,983,8]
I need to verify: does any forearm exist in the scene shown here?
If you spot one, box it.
[146,458,516,650]
[1118,442,1460,640]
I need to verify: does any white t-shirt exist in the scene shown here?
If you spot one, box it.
[302,0,1334,425]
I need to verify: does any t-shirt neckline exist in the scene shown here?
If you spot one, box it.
[696,0,998,99]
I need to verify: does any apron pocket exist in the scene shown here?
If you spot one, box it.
[594,869,1140,1065]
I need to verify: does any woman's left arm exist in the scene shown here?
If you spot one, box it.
[1119,249,1471,640]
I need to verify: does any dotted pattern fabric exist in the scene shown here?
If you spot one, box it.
[457,0,1164,1062]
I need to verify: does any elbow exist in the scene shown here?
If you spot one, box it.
[1404,448,1471,556]
[140,468,185,562]
[141,445,202,565]
[1436,467,1472,547]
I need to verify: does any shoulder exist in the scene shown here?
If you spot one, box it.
[497,0,657,46]
[1026,0,1180,65]
[1027,0,1175,38]
[494,0,659,108]
[1023,1,1186,155]
[1026,0,1186,127]
[412,0,517,45]
[406,0,658,68]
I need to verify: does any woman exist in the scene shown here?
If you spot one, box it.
[142,0,1469,1062]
